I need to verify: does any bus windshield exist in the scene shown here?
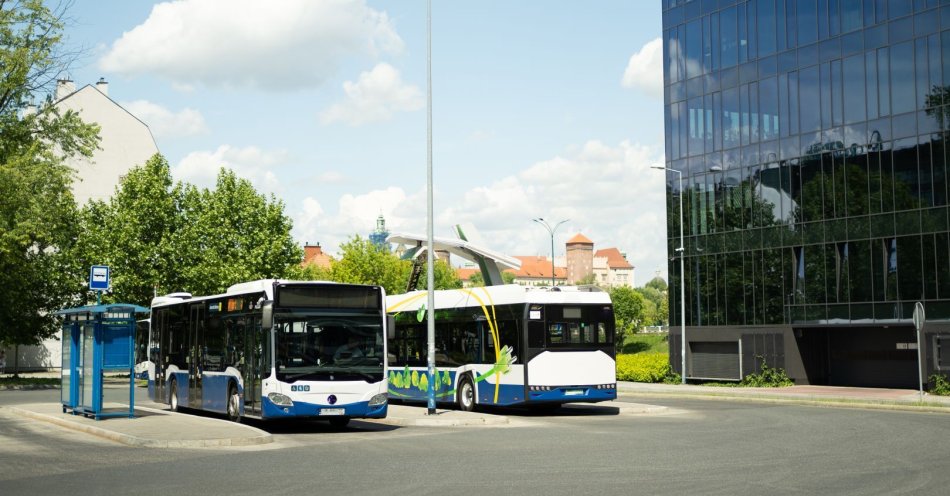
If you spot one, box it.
[543,304,615,348]
[274,315,384,383]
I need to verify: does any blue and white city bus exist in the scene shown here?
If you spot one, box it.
[148,279,388,426]
[386,284,616,411]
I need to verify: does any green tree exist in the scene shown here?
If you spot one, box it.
[75,162,301,305]
[307,236,463,295]
[608,285,646,352]
[467,270,516,287]
[577,273,598,286]
[323,236,411,295]
[0,1,100,349]
[73,155,184,305]
[644,276,667,292]
[176,169,302,295]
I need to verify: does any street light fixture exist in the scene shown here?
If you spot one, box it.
[532,218,569,287]
[651,164,687,384]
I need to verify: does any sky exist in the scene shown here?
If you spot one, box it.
[60,0,668,285]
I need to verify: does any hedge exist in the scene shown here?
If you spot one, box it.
[616,352,671,383]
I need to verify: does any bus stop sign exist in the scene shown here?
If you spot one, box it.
[90,265,110,291]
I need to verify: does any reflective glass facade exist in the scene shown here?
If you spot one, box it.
[662,0,950,385]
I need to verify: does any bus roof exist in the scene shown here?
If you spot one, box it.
[150,279,345,308]
[385,284,611,314]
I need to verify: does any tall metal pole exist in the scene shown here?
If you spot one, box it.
[425,0,436,415]
[533,218,568,287]
[652,165,686,384]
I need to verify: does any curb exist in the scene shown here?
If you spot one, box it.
[0,405,273,448]
[617,390,950,414]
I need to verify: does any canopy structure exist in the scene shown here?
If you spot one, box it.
[53,304,150,317]
[388,231,521,287]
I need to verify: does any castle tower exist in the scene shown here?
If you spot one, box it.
[565,233,594,284]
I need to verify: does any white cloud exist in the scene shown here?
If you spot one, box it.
[173,145,289,194]
[294,186,413,252]
[99,0,403,91]
[291,139,671,283]
[320,63,423,125]
[121,100,208,138]
[622,37,663,98]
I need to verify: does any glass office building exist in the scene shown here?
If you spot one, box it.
[661,0,950,387]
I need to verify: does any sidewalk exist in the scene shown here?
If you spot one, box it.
[0,399,513,449]
[617,381,950,411]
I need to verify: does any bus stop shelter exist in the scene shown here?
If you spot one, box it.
[55,304,150,420]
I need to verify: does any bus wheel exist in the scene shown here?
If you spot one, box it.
[226,384,242,423]
[329,417,350,429]
[168,379,179,412]
[457,375,475,412]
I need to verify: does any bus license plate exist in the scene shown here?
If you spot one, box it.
[564,389,583,396]
[320,408,345,416]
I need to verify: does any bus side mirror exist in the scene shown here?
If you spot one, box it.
[387,315,396,340]
[261,300,274,331]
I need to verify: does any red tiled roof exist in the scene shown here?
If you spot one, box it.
[594,247,634,269]
[301,244,332,269]
[456,267,479,281]
[566,233,593,245]
[508,256,567,279]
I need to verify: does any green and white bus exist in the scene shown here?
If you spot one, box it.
[386,284,616,411]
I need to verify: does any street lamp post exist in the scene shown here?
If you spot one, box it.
[651,165,686,384]
[532,218,569,287]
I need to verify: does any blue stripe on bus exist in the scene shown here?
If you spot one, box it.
[201,374,240,413]
[528,387,616,403]
[261,397,388,420]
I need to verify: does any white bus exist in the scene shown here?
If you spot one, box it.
[148,279,388,426]
[386,284,616,410]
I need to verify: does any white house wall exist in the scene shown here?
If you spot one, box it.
[56,85,159,205]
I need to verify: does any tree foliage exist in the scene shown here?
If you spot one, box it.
[0,0,100,347]
[466,270,515,287]
[290,236,463,295]
[74,157,302,306]
[608,285,646,352]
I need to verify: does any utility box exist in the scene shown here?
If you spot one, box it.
[55,304,149,420]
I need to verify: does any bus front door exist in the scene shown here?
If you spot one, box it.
[242,316,262,415]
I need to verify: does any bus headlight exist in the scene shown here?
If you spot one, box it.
[268,392,294,407]
[368,393,387,407]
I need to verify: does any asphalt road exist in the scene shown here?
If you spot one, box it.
[1,390,949,495]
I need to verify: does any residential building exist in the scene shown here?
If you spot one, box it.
[53,78,160,205]
[594,248,635,287]
[661,0,950,387]
[507,255,568,286]
[301,242,332,270]
[455,235,634,289]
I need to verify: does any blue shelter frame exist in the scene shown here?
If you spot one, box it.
[55,304,150,420]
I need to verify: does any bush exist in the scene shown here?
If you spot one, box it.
[929,374,950,396]
[616,353,671,383]
[740,362,794,387]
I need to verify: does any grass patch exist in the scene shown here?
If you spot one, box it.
[0,376,60,387]
[621,333,669,354]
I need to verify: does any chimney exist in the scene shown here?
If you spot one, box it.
[55,79,75,100]
[95,77,109,96]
